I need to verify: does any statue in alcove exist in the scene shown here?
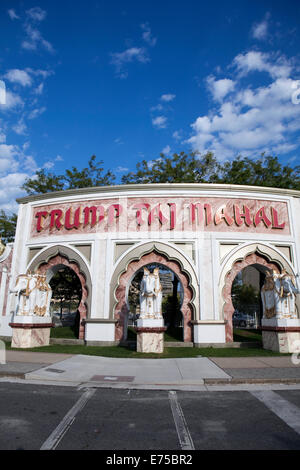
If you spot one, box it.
[139,267,162,319]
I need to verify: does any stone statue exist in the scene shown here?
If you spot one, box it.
[0,237,5,257]
[261,270,300,319]
[11,272,52,317]
[153,267,163,318]
[33,272,52,317]
[261,271,276,319]
[139,267,163,319]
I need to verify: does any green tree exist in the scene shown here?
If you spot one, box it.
[22,155,115,195]
[64,155,115,189]
[220,154,300,189]
[121,151,221,184]
[122,151,300,189]
[22,169,65,195]
[231,282,260,312]
[0,210,18,243]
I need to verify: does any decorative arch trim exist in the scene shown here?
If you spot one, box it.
[110,241,199,342]
[219,242,296,342]
[27,244,92,340]
[110,241,199,317]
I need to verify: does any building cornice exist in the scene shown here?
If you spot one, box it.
[16,182,300,204]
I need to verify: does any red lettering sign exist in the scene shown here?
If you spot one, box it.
[35,211,48,232]
[33,199,288,234]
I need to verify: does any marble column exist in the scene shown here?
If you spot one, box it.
[262,318,300,353]
[9,315,53,348]
[135,318,166,353]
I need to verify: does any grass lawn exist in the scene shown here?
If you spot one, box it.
[10,325,285,358]
[233,328,262,343]
[5,341,289,359]
[50,326,77,339]
[52,325,262,344]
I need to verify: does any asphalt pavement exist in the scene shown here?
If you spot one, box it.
[1,382,300,450]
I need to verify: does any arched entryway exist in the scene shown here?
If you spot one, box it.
[27,246,91,340]
[127,262,184,341]
[220,243,294,342]
[48,264,82,334]
[231,263,271,329]
[112,245,197,343]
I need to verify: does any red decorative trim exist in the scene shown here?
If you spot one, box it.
[9,322,54,329]
[114,250,193,342]
[135,327,167,333]
[222,252,280,343]
[38,254,88,339]
[261,326,300,333]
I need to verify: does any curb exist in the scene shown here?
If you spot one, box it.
[204,378,300,385]
[0,371,26,379]
[1,370,300,386]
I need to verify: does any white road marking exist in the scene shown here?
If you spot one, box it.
[40,388,96,450]
[168,391,195,450]
[251,390,300,435]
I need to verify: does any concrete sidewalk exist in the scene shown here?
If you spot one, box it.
[0,350,300,387]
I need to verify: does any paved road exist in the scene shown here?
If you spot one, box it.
[1,381,300,451]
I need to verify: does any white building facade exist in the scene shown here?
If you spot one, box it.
[1,183,300,348]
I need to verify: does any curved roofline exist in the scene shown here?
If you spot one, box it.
[16,182,300,204]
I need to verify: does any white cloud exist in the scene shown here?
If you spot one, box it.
[161,94,176,102]
[23,155,38,171]
[4,69,32,87]
[43,161,54,170]
[150,103,163,112]
[187,51,300,161]
[0,172,31,211]
[162,145,171,155]
[0,90,24,111]
[0,139,38,210]
[233,51,292,79]
[152,116,167,129]
[22,23,54,53]
[172,130,182,141]
[26,7,47,22]
[141,23,157,46]
[206,76,235,102]
[12,118,27,135]
[7,9,20,20]
[34,83,44,95]
[252,19,269,40]
[115,166,129,172]
[110,47,149,78]
[26,68,54,79]
[28,106,46,120]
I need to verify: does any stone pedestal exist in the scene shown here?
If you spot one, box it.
[261,318,300,353]
[9,315,53,348]
[135,318,167,353]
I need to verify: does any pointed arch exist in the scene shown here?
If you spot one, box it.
[27,244,92,339]
[110,241,199,342]
[219,242,297,342]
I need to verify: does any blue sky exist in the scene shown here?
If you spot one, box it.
[0,0,300,211]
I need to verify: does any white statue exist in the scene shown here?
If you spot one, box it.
[139,267,163,319]
[153,267,163,318]
[261,271,276,319]
[11,272,52,317]
[261,270,300,319]
[33,272,52,317]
